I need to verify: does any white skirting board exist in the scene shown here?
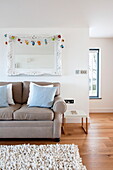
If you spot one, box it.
[89,108,113,113]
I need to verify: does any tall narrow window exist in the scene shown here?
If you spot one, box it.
[89,49,100,99]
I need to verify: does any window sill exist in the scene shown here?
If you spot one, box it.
[89,97,102,100]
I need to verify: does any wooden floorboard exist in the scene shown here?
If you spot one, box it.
[1,113,113,170]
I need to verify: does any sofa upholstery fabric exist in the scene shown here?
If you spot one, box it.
[0,104,21,120]
[0,82,22,104]
[13,104,54,120]
[53,96,67,113]
[0,81,67,139]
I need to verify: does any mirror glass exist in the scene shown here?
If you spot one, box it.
[14,42,54,69]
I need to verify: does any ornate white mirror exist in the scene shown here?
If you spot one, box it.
[7,34,63,76]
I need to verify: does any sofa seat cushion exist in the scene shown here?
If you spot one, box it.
[0,104,21,120]
[13,104,54,121]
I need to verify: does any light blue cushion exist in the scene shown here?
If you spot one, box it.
[0,86,9,107]
[28,84,57,108]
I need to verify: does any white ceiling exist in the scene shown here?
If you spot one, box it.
[0,0,113,37]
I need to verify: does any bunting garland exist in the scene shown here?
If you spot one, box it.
[4,34,65,48]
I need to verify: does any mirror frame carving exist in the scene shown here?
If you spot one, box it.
[7,34,62,76]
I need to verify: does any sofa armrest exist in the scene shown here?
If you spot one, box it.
[53,96,67,114]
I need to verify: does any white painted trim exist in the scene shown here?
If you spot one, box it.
[89,108,113,113]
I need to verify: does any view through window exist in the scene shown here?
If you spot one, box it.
[89,49,99,98]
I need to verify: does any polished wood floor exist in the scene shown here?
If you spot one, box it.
[0,113,113,170]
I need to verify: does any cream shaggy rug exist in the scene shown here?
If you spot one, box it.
[0,144,86,170]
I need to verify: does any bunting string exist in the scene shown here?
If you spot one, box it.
[4,34,64,48]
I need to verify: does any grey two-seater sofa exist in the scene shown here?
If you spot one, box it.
[0,81,67,141]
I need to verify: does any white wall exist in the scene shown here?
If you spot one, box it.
[89,38,113,113]
[0,28,89,119]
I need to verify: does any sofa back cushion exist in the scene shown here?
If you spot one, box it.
[0,82,22,104]
[22,81,60,104]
